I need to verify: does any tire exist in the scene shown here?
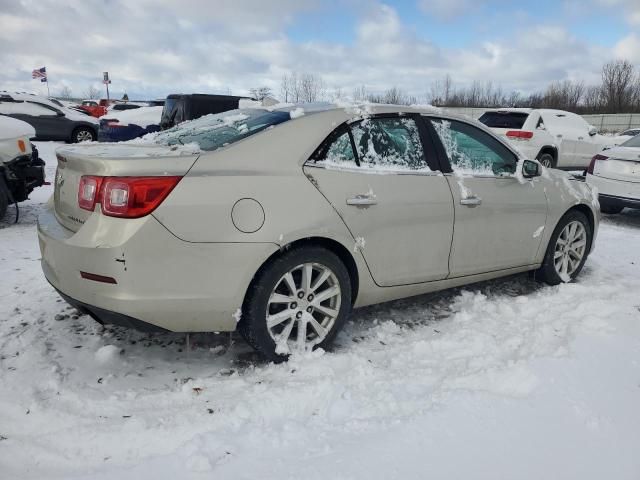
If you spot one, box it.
[0,182,8,221]
[72,127,96,143]
[239,246,352,362]
[534,210,592,285]
[600,203,624,215]
[538,152,555,168]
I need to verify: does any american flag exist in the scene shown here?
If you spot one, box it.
[32,67,47,82]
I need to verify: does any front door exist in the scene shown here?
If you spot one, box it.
[428,117,548,277]
[304,116,455,286]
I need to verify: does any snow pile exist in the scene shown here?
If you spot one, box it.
[102,106,162,127]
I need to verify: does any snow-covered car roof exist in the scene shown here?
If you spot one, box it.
[102,106,163,127]
[0,115,35,140]
[0,91,99,124]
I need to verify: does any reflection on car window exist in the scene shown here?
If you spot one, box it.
[154,109,291,152]
[351,117,428,170]
[430,118,517,176]
[324,131,356,166]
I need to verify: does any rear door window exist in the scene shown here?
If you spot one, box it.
[351,117,429,170]
[430,118,518,176]
[478,112,529,129]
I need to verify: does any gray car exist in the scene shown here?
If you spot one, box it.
[37,104,599,360]
[0,92,99,143]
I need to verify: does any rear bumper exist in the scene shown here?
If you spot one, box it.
[586,173,640,209]
[599,194,640,209]
[37,206,279,332]
[56,288,168,332]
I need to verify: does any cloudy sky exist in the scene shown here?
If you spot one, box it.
[1,0,640,101]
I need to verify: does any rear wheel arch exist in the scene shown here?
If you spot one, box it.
[536,146,557,166]
[243,236,359,310]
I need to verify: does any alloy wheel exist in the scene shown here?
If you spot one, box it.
[266,262,341,354]
[553,220,587,280]
[76,130,93,142]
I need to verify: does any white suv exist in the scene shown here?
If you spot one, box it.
[479,108,617,169]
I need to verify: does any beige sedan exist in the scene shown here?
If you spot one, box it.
[38,105,599,360]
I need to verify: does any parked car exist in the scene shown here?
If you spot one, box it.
[610,128,640,145]
[38,105,598,360]
[478,108,617,169]
[0,92,99,142]
[160,93,252,129]
[586,134,640,214]
[0,116,45,220]
[77,100,108,118]
[98,106,162,142]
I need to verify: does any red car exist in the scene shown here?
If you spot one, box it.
[77,100,108,118]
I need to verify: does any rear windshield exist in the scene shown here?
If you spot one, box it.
[621,135,640,148]
[154,108,291,152]
[478,111,529,129]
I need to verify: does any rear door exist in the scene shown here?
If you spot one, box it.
[540,111,580,167]
[304,115,455,286]
[427,117,548,277]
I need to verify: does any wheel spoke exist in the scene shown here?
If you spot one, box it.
[310,269,331,293]
[269,293,295,304]
[283,272,298,296]
[267,310,293,329]
[314,304,338,318]
[312,285,340,305]
[301,264,313,295]
[308,315,328,340]
[296,317,307,351]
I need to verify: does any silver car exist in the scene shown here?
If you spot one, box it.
[37,104,599,360]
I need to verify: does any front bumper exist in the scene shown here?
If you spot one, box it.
[37,206,278,332]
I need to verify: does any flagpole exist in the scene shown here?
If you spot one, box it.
[46,77,50,97]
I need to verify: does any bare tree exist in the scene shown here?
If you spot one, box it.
[249,86,272,100]
[58,85,73,100]
[83,85,100,100]
[352,85,367,101]
[601,60,635,113]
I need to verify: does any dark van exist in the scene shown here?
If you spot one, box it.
[160,94,251,130]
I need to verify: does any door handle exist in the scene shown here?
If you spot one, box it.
[578,136,584,140]
[460,196,482,207]
[346,194,377,206]
[556,134,563,138]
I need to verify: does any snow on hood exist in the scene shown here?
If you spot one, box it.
[0,115,36,140]
[56,141,200,159]
[61,106,99,124]
[101,106,162,127]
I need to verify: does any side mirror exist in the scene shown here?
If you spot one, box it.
[522,159,541,178]
[56,111,65,117]
[588,126,597,136]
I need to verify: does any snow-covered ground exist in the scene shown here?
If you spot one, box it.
[1,142,640,479]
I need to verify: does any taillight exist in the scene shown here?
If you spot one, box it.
[78,176,181,218]
[78,175,103,211]
[506,130,534,140]
[587,154,608,174]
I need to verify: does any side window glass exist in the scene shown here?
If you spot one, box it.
[351,117,429,170]
[321,130,357,167]
[431,118,517,176]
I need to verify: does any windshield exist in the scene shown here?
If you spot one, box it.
[154,108,291,151]
[621,134,640,148]
[478,111,529,129]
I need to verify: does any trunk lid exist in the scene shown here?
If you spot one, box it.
[53,143,200,232]
[595,146,640,183]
